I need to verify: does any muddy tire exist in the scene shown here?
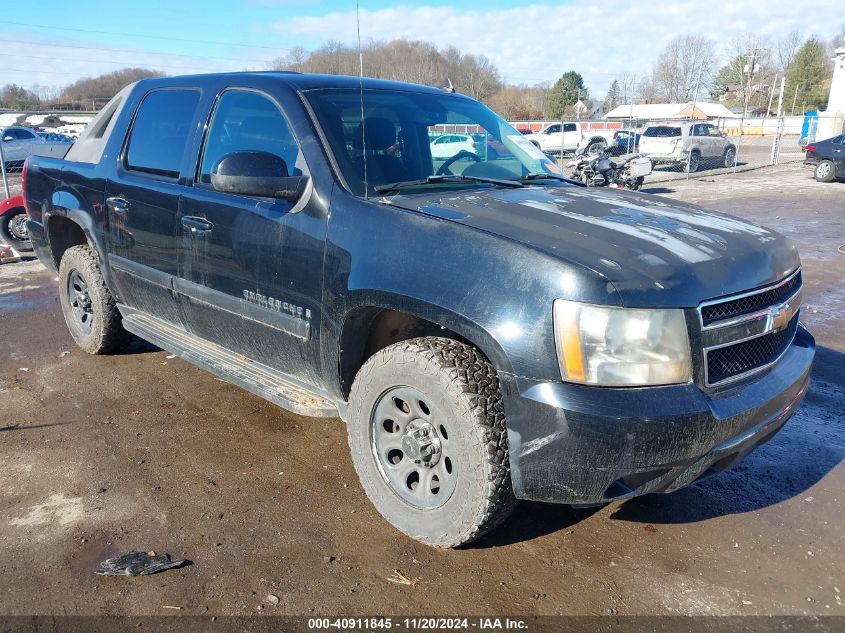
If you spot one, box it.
[814,160,835,183]
[0,207,33,252]
[347,337,516,548]
[58,245,131,354]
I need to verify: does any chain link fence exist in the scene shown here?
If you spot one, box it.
[514,112,844,185]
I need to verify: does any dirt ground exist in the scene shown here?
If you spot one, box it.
[0,163,842,617]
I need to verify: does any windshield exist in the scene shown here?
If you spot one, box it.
[643,126,681,138]
[304,88,561,196]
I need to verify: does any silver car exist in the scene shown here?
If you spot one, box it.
[1,126,73,165]
[639,122,736,173]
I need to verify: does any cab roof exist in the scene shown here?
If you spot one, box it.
[135,71,453,95]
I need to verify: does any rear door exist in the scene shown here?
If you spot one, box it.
[177,88,327,386]
[105,87,201,326]
[562,123,578,150]
[832,134,845,175]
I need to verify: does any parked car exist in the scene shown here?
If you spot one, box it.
[638,122,736,172]
[523,122,617,155]
[23,72,813,548]
[611,130,641,154]
[38,132,75,144]
[430,133,477,159]
[803,134,845,182]
[1,126,73,165]
[0,194,31,251]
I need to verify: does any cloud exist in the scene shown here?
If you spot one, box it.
[274,0,845,93]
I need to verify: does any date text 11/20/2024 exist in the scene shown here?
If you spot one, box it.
[307,618,528,630]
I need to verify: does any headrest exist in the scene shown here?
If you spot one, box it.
[353,117,397,151]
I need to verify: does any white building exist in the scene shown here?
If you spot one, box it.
[604,101,738,121]
[816,43,845,141]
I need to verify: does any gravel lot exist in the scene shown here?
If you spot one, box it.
[0,163,842,618]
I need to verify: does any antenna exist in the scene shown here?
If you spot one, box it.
[443,78,455,93]
[356,0,368,199]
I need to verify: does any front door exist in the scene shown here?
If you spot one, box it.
[106,88,201,325]
[177,88,327,387]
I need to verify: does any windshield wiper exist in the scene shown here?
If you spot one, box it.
[521,172,568,182]
[374,174,524,195]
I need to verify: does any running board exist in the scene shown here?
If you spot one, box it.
[121,309,338,418]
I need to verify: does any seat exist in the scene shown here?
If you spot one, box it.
[351,117,407,186]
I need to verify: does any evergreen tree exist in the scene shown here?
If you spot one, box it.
[604,80,620,110]
[785,38,832,112]
[547,71,587,118]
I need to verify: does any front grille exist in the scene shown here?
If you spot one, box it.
[706,316,799,385]
[700,271,802,327]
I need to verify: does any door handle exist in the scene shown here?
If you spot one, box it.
[106,196,129,214]
[181,216,214,236]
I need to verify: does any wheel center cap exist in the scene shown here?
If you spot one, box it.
[401,420,441,467]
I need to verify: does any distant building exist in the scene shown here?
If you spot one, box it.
[604,101,739,121]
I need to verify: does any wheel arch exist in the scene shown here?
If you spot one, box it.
[44,189,108,271]
[337,298,513,399]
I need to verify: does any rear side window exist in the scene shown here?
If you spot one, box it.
[563,123,577,132]
[643,126,681,137]
[126,89,200,178]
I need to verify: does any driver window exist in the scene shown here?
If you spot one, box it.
[708,125,722,137]
[199,90,302,185]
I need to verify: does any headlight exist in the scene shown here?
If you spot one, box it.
[553,299,691,387]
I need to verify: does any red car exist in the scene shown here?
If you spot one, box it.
[0,194,31,252]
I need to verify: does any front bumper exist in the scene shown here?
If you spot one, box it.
[501,325,815,504]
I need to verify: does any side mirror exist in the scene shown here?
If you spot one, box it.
[2,136,13,142]
[210,150,308,202]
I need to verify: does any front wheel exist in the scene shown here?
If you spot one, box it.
[814,160,835,183]
[347,337,516,547]
[58,245,131,354]
[0,208,33,251]
[723,146,737,168]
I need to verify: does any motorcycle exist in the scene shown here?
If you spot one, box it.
[567,146,652,190]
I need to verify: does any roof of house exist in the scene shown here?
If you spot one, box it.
[604,102,739,120]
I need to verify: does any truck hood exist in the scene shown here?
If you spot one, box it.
[385,184,800,308]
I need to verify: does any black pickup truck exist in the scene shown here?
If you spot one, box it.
[22,72,814,547]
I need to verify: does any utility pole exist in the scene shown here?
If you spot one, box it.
[771,76,785,165]
[766,76,777,118]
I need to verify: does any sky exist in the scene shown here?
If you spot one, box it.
[2,0,844,98]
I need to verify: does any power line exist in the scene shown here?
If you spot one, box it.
[5,19,291,52]
[2,38,278,66]
[7,52,245,73]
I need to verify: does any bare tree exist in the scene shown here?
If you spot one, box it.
[777,30,802,74]
[652,35,716,102]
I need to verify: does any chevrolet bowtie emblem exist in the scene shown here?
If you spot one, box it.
[767,299,797,333]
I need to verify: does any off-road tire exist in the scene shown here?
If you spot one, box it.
[0,207,33,251]
[58,245,131,354]
[814,160,835,183]
[347,337,517,547]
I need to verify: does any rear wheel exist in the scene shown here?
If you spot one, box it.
[684,151,701,173]
[58,245,131,354]
[814,160,835,183]
[0,208,33,251]
[347,337,516,547]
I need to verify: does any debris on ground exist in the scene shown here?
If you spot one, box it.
[386,569,418,586]
[0,244,20,264]
[266,594,280,605]
[95,551,189,576]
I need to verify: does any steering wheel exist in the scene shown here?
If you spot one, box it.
[436,150,482,175]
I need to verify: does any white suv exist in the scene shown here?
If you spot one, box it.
[639,122,736,172]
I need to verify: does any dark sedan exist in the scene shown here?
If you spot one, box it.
[804,134,845,182]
